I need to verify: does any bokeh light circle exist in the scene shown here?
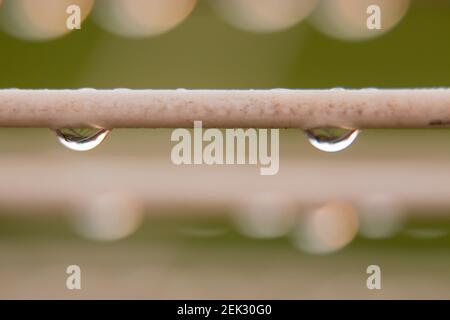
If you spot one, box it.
[92,0,197,38]
[310,0,411,41]
[357,194,404,239]
[0,0,94,41]
[209,0,318,33]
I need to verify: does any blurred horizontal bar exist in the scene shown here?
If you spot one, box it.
[1,89,450,128]
[0,156,449,214]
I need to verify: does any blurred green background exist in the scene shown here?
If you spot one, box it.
[1,1,450,89]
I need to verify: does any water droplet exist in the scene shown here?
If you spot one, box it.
[304,127,359,152]
[54,128,111,151]
[178,225,228,238]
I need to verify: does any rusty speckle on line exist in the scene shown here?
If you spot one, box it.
[429,120,450,126]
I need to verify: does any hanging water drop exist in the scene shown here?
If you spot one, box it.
[54,128,111,151]
[304,127,359,152]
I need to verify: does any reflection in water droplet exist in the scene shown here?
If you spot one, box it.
[55,128,111,151]
[305,127,359,152]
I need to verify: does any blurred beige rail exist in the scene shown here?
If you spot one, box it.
[1,89,450,129]
[0,156,449,214]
